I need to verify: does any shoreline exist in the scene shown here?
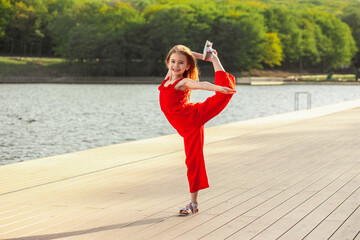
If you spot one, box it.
[1,56,359,85]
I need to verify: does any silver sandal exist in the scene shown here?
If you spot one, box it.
[179,202,199,216]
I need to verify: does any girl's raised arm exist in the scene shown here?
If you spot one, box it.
[191,51,203,60]
[191,50,225,72]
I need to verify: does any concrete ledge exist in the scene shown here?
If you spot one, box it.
[205,99,360,143]
[237,77,284,85]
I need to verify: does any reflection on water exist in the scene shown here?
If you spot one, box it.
[1,83,360,165]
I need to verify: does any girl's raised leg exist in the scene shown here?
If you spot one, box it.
[195,70,236,127]
[192,48,235,126]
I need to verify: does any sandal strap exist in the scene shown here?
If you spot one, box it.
[180,202,198,213]
[179,207,192,215]
[187,202,198,212]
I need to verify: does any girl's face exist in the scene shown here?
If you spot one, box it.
[168,52,190,78]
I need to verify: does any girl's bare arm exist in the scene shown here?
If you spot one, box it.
[176,79,236,94]
[191,51,203,60]
[191,51,225,72]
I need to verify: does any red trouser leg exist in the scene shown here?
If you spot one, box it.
[195,71,236,127]
[183,125,209,193]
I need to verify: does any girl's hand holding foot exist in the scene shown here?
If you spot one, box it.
[218,86,236,94]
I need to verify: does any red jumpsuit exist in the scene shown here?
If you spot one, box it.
[158,71,235,193]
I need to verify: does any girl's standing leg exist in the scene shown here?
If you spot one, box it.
[183,126,209,194]
[191,191,198,204]
[179,127,206,215]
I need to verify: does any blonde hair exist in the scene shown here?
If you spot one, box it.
[165,45,199,81]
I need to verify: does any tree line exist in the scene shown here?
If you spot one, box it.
[0,0,359,76]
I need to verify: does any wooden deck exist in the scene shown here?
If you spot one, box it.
[1,100,360,240]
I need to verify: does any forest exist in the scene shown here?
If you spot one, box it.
[1,0,360,76]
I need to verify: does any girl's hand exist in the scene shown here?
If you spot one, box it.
[218,86,236,94]
[204,49,218,62]
[191,50,218,62]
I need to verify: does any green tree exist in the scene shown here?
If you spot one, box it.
[47,14,75,57]
[96,2,144,75]
[0,0,13,38]
[48,0,107,58]
[124,0,152,12]
[49,0,144,75]
[342,6,360,68]
[262,32,282,67]
[2,0,48,55]
[144,2,218,75]
[297,16,320,71]
[304,10,357,71]
[67,24,99,63]
[212,10,268,71]
[263,7,301,66]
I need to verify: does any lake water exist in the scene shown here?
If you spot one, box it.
[1,83,360,165]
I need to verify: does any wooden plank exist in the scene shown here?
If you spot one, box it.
[296,184,360,239]
[328,205,360,240]
[266,169,360,239]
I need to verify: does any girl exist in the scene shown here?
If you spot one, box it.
[158,43,236,216]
